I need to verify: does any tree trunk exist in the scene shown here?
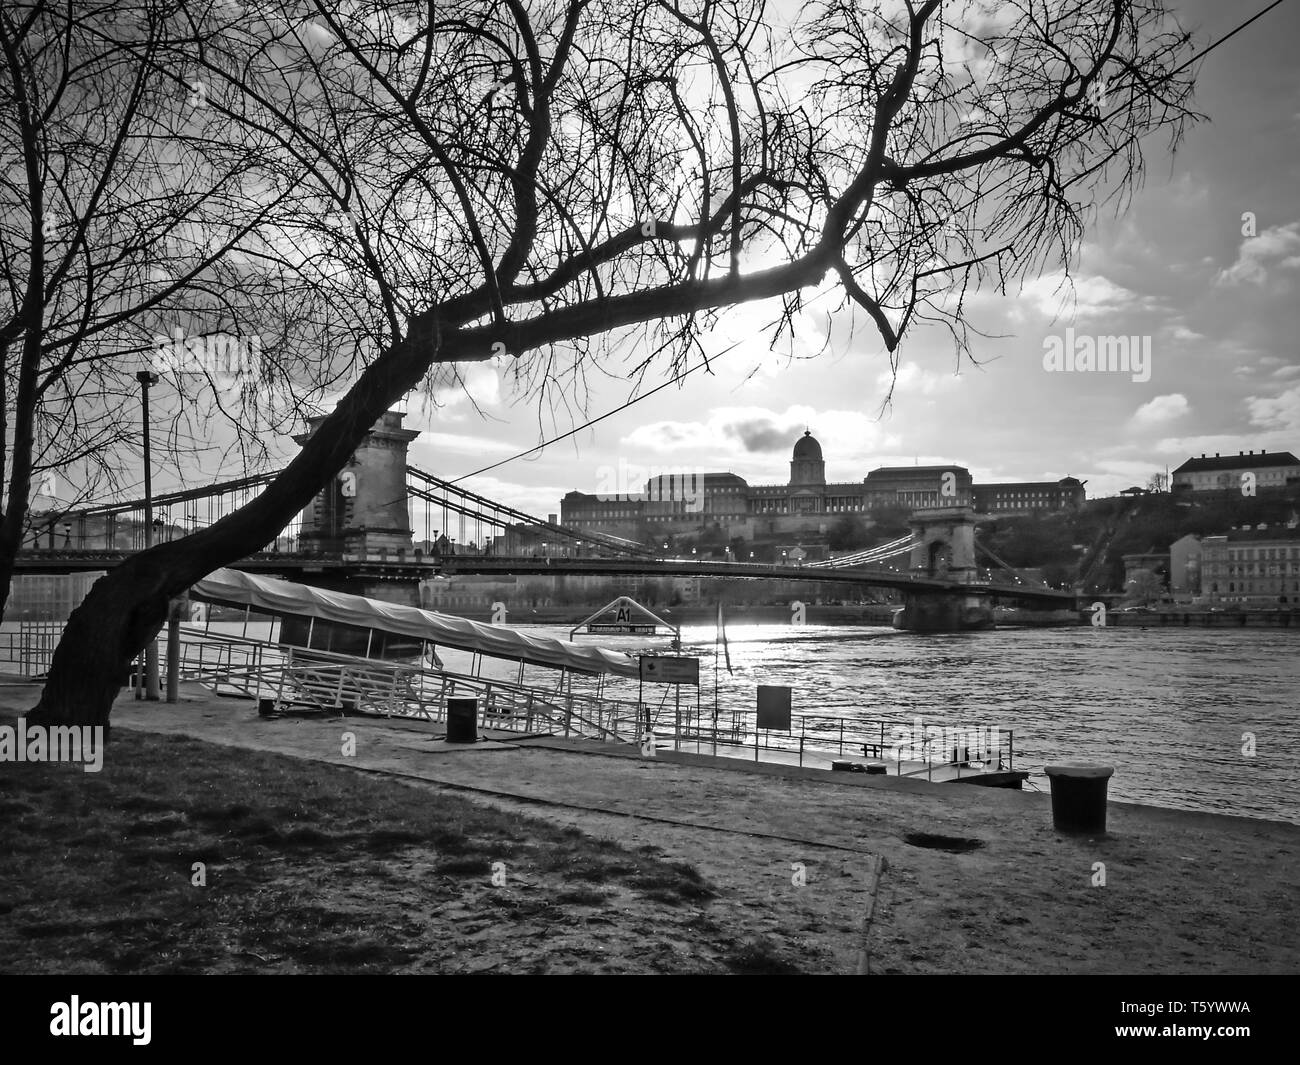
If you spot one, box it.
[27,333,436,729]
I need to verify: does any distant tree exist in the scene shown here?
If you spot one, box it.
[1124,568,1164,606]
[828,514,870,551]
[30,0,1200,727]
[1146,472,1169,493]
[867,503,914,539]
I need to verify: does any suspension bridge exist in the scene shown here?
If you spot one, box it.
[14,413,1078,616]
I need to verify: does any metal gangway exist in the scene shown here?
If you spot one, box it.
[173,625,642,743]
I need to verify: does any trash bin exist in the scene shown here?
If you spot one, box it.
[1044,763,1115,834]
[446,698,478,744]
[257,698,277,717]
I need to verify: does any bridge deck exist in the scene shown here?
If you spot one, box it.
[11,549,1077,603]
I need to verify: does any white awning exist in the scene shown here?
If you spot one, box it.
[191,567,641,679]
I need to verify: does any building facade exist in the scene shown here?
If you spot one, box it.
[973,477,1086,515]
[1198,527,1300,605]
[1169,533,1202,600]
[1171,450,1300,493]
[560,432,1084,547]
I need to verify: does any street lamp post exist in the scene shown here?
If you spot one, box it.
[136,371,161,700]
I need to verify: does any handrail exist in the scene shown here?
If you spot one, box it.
[170,628,641,743]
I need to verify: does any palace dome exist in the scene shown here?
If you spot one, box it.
[793,431,822,462]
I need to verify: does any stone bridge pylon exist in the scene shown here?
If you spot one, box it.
[294,411,419,558]
[288,411,422,620]
[892,505,995,632]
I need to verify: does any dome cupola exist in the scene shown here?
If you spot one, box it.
[789,429,826,487]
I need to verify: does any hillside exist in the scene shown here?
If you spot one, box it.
[978,489,1300,592]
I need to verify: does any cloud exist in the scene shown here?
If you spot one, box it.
[433,364,501,408]
[1215,222,1300,287]
[619,406,900,478]
[626,407,817,454]
[400,365,503,426]
[874,361,962,396]
[408,432,518,458]
[1016,271,1149,322]
[732,419,799,452]
[1131,393,1190,427]
[1246,385,1300,431]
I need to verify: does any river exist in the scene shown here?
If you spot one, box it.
[517,622,1300,826]
[186,617,1300,825]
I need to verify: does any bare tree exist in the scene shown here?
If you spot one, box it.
[0,0,377,617]
[1125,567,1164,606]
[27,0,1199,727]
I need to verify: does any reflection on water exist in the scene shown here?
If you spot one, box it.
[535,623,1300,825]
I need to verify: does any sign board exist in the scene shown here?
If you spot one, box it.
[589,622,658,635]
[756,685,792,730]
[571,596,678,642]
[639,655,700,686]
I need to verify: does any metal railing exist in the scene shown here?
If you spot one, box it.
[0,626,1016,782]
[666,713,1014,780]
[171,627,643,743]
[0,621,66,677]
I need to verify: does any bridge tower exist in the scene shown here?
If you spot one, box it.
[892,505,995,632]
[286,411,423,630]
[294,411,419,558]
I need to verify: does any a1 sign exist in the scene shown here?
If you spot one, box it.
[639,655,700,685]
[592,604,654,634]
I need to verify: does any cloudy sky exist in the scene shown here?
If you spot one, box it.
[116,0,1294,524]
[389,0,1298,519]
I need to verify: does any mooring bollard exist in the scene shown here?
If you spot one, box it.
[1044,763,1115,835]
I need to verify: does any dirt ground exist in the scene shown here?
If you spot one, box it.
[5,681,1298,974]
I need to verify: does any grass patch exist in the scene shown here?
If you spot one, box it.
[0,712,731,974]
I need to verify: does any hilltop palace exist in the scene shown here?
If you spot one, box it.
[560,431,1086,550]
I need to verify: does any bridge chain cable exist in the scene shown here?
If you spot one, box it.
[405,466,654,557]
[809,534,914,569]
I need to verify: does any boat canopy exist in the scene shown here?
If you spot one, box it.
[191,567,641,679]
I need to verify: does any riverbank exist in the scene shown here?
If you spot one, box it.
[1097,609,1300,628]
[2,682,1294,974]
[449,603,901,626]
